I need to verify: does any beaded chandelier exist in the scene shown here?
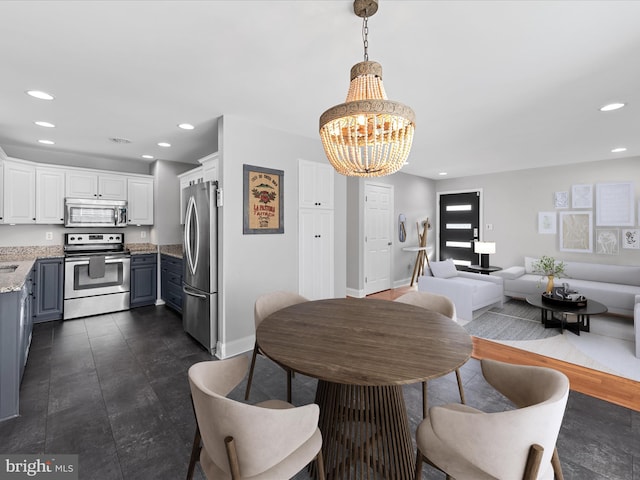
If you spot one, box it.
[319,0,415,177]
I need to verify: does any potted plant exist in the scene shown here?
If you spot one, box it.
[532,256,566,294]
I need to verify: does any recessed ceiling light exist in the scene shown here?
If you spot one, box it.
[38,139,55,145]
[34,121,55,128]
[157,142,171,147]
[141,154,154,159]
[599,102,625,112]
[438,172,448,176]
[178,123,195,130]
[26,90,54,100]
[611,147,627,153]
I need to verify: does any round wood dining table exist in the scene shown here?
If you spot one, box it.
[257,297,472,480]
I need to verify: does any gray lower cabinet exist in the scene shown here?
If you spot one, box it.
[0,268,34,421]
[161,254,183,313]
[33,257,64,323]
[130,253,158,308]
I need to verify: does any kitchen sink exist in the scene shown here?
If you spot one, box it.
[0,265,18,273]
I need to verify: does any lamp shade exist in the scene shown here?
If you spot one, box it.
[474,242,496,254]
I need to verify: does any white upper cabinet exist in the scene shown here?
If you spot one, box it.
[201,152,219,183]
[36,167,65,224]
[3,160,36,224]
[66,171,127,200]
[99,174,128,200]
[127,177,154,225]
[65,171,98,198]
[298,159,334,209]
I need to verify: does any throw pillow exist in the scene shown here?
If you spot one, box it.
[430,259,458,279]
[524,256,539,274]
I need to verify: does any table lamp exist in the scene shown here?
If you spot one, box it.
[474,242,496,268]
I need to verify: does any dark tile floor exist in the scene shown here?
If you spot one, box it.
[0,305,638,479]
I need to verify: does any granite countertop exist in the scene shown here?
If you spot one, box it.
[0,259,36,293]
[0,246,65,293]
[0,243,183,293]
[159,244,182,259]
[127,243,158,255]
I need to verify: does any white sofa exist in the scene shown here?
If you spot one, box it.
[495,256,640,317]
[495,257,640,358]
[417,259,504,322]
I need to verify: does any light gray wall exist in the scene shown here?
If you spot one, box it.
[217,115,347,357]
[435,156,640,268]
[3,145,153,175]
[150,159,195,245]
[346,172,436,294]
[0,224,151,246]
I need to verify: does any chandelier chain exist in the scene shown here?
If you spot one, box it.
[362,14,369,61]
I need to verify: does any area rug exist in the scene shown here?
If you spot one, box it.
[464,300,560,341]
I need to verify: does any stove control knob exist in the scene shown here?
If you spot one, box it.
[78,236,83,241]
[109,236,113,240]
[70,236,75,241]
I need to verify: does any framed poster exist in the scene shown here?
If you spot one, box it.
[595,228,619,255]
[622,229,640,249]
[538,211,557,234]
[553,191,569,209]
[571,184,593,209]
[595,182,634,226]
[559,211,592,252]
[243,164,284,234]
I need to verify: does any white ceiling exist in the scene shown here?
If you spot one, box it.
[1,0,639,179]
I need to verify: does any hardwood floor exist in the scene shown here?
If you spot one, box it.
[368,287,640,412]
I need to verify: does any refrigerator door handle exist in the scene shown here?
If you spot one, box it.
[184,195,199,276]
[183,285,207,299]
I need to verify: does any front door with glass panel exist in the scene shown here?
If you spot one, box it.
[438,191,480,267]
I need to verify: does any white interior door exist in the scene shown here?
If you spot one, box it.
[364,182,393,295]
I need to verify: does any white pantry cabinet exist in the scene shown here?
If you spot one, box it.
[2,160,36,224]
[36,167,65,224]
[298,159,334,210]
[127,177,154,225]
[299,209,334,300]
[66,171,127,200]
[298,160,335,300]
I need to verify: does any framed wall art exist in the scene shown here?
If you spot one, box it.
[243,164,284,234]
[595,228,619,255]
[559,211,592,252]
[553,191,569,209]
[595,182,634,226]
[538,211,557,234]
[571,184,593,209]
[622,229,640,249]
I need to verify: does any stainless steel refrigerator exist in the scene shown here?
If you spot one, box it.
[182,181,218,354]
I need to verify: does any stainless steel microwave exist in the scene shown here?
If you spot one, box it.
[64,198,127,227]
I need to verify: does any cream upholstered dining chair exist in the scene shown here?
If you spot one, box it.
[414,359,569,480]
[245,291,309,403]
[188,355,325,480]
[395,290,465,418]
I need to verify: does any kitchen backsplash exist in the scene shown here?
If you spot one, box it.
[0,224,152,247]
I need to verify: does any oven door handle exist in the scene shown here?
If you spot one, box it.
[183,285,207,299]
[65,255,130,264]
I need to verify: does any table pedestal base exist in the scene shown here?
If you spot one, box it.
[314,381,414,480]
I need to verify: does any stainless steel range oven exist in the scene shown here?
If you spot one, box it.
[63,233,130,320]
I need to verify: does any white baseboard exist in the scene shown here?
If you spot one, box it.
[394,278,412,289]
[216,334,255,360]
[346,287,366,298]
